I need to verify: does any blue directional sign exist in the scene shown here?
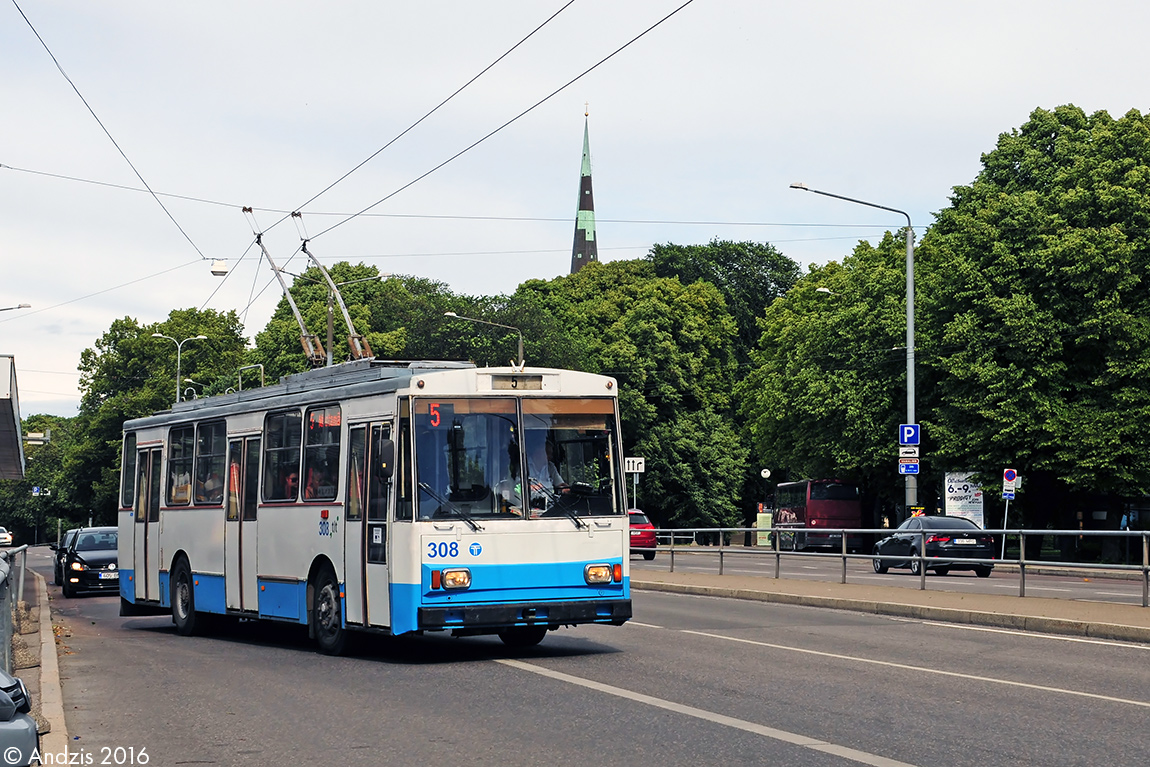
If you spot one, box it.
[898,424,920,446]
[1002,491,1015,500]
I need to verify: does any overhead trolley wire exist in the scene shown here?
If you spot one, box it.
[309,0,700,242]
[9,0,208,261]
[0,166,908,230]
[263,0,578,236]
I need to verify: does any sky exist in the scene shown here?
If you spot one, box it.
[3,0,1149,417]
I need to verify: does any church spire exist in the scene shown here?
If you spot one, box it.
[570,111,598,274]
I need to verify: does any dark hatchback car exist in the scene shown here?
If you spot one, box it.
[873,515,994,577]
[60,527,119,598]
[50,528,80,586]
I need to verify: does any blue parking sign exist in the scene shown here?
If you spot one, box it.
[898,424,920,446]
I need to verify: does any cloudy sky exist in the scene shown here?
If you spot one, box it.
[3,0,1148,416]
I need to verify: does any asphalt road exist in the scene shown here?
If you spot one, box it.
[38,555,1150,767]
[633,548,1150,605]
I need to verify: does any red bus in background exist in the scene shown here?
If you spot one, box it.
[774,479,864,552]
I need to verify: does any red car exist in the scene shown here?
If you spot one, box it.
[629,509,656,560]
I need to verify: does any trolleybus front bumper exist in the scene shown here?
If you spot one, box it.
[418,598,631,632]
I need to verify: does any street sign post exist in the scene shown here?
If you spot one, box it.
[625,457,645,509]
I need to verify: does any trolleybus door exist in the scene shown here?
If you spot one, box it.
[134,448,161,602]
[363,424,392,627]
[224,437,260,611]
[343,427,367,625]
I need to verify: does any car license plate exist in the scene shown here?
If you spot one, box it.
[99,571,118,579]
[954,539,977,545]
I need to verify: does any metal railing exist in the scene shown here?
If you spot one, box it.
[0,545,29,673]
[637,526,1150,607]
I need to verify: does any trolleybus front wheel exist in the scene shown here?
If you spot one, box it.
[498,626,547,648]
[313,567,347,656]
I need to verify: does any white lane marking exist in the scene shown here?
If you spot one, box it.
[1022,586,1073,593]
[498,659,917,767]
[626,620,664,629]
[919,621,1150,650]
[680,631,1150,709]
[1092,591,1141,597]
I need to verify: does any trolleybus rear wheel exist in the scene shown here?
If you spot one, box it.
[313,567,347,656]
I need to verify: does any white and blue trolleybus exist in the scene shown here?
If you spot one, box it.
[118,359,632,653]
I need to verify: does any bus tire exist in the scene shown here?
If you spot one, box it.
[171,558,202,637]
[312,567,347,656]
[499,626,547,648]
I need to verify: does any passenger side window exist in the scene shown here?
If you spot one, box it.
[167,426,195,505]
[304,405,340,501]
[194,421,227,505]
[263,411,302,502]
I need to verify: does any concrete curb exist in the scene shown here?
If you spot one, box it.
[35,572,68,753]
[632,579,1150,645]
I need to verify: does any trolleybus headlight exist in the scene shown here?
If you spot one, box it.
[584,564,612,584]
[441,568,471,589]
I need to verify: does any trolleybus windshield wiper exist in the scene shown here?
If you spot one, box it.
[531,478,585,529]
[418,482,483,531]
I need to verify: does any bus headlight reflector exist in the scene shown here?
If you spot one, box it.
[442,569,471,589]
[585,564,612,584]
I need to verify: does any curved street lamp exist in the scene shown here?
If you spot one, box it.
[0,304,31,312]
[152,333,208,405]
[790,182,917,508]
[443,312,524,368]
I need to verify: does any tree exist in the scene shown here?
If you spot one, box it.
[648,239,801,362]
[918,105,1150,537]
[67,308,247,521]
[0,414,79,543]
[737,233,912,522]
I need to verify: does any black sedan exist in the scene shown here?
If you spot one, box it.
[50,528,79,586]
[872,515,994,577]
[61,527,119,598]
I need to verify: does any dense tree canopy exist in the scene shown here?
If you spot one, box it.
[737,233,911,520]
[66,308,247,521]
[918,105,1150,529]
[648,239,800,362]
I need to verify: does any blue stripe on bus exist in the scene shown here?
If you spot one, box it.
[119,571,135,601]
[387,561,628,636]
[258,579,308,623]
[420,559,626,604]
[192,573,226,614]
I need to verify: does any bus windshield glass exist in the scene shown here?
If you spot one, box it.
[413,397,623,520]
[811,482,860,501]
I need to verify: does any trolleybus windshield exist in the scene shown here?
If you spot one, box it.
[413,397,623,521]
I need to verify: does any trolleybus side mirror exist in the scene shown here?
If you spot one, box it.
[377,439,395,479]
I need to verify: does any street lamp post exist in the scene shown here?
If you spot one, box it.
[0,304,31,312]
[152,333,208,405]
[443,312,524,368]
[790,182,917,508]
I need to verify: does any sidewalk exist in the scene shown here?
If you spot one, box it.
[631,569,1150,643]
[11,564,68,755]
